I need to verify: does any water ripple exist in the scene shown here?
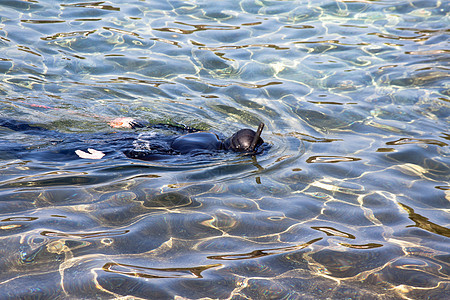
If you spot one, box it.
[0,0,449,298]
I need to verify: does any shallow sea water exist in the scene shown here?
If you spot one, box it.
[0,0,449,299]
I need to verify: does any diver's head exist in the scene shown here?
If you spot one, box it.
[224,123,265,153]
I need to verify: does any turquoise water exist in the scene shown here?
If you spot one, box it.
[0,0,449,299]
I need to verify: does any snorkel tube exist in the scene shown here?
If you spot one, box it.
[248,122,264,153]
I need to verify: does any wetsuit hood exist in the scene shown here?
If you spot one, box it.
[224,124,264,153]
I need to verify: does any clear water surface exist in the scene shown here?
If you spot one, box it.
[0,0,449,299]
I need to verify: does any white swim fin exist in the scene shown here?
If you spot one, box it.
[75,148,105,159]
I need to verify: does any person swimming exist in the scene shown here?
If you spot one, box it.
[104,117,265,161]
[0,117,265,161]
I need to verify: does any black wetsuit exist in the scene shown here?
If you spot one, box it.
[0,119,265,161]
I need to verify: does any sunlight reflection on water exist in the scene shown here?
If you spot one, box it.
[0,0,449,299]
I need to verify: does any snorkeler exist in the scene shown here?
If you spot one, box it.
[93,117,265,160]
[0,117,265,161]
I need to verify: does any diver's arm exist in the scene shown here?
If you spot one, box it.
[109,117,199,133]
[109,117,144,129]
